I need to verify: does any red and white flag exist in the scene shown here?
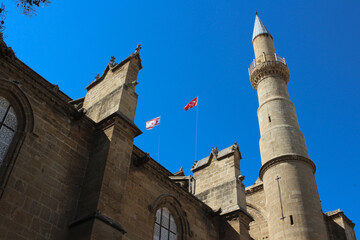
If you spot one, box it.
[184,97,198,111]
[146,116,161,130]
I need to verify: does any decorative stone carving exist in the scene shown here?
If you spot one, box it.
[52,84,59,93]
[212,147,219,156]
[132,152,150,167]
[249,60,290,90]
[238,175,245,182]
[109,56,116,68]
[135,43,141,54]
[232,142,239,151]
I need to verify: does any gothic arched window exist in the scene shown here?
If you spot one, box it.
[153,207,178,240]
[0,96,17,165]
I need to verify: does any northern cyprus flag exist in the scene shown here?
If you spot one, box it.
[146,116,161,130]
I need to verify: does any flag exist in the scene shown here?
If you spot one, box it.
[146,116,161,130]
[184,97,198,111]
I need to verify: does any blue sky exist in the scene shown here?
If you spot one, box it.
[3,0,360,235]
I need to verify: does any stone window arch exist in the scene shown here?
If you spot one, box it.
[0,79,33,197]
[149,194,191,240]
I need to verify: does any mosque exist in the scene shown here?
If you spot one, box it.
[0,13,356,239]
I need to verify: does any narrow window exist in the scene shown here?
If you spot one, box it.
[290,215,294,225]
[268,115,271,123]
[0,96,18,165]
[153,207,177,240]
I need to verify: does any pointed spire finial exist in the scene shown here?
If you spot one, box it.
[135,44,142,54]
[252,12,271,41]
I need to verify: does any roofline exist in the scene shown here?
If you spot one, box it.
[85,53,142,90]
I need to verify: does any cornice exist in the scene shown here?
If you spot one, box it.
[0,57,97,128]
[245,183,264,195]
[249,60,290,90]
[222,207,254,223]
[96,111,142,137]
[325,211,355,228]
[259,155,316,180]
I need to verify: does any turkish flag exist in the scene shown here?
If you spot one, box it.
[184,97,198,111]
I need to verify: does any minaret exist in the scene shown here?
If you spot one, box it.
[249,13,329,239]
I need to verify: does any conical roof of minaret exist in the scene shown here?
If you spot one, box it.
[252,12,271,41]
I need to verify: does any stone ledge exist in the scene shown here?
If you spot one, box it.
[69,210,126,234]
[221,206,254,223]
[259,154,316,180]
[96,111,142,137]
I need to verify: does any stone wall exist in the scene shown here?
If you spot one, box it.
[0,57,94,239]
[120,148,220,240]
[326,210,357,240]
[83,56,140,123]
[192,145,245,213]
[246,181,269,240]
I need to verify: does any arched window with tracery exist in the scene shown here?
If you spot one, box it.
[0,96,17,165]
[153,207,178,240]
[0,79,34,198]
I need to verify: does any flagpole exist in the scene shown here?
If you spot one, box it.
[195,100,199,162]
[158,115,161,161]
[158,134,160,161]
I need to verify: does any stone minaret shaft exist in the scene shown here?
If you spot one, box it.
[249,13,329,240]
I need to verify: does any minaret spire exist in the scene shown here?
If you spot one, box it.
[252,12,271,41]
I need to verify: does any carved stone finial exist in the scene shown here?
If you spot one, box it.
[132,152,150,167]
[232,142,239,150]
[212,147,219,156]
[95,74,100,80]
[52,84,59,93]
[109,56,116,67]
[135,44,142,54]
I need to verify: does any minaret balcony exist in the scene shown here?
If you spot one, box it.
[249,53,286,72]
[248,53,290,90]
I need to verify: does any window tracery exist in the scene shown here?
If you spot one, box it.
[0,96,17,165]
[153,207,178,240]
